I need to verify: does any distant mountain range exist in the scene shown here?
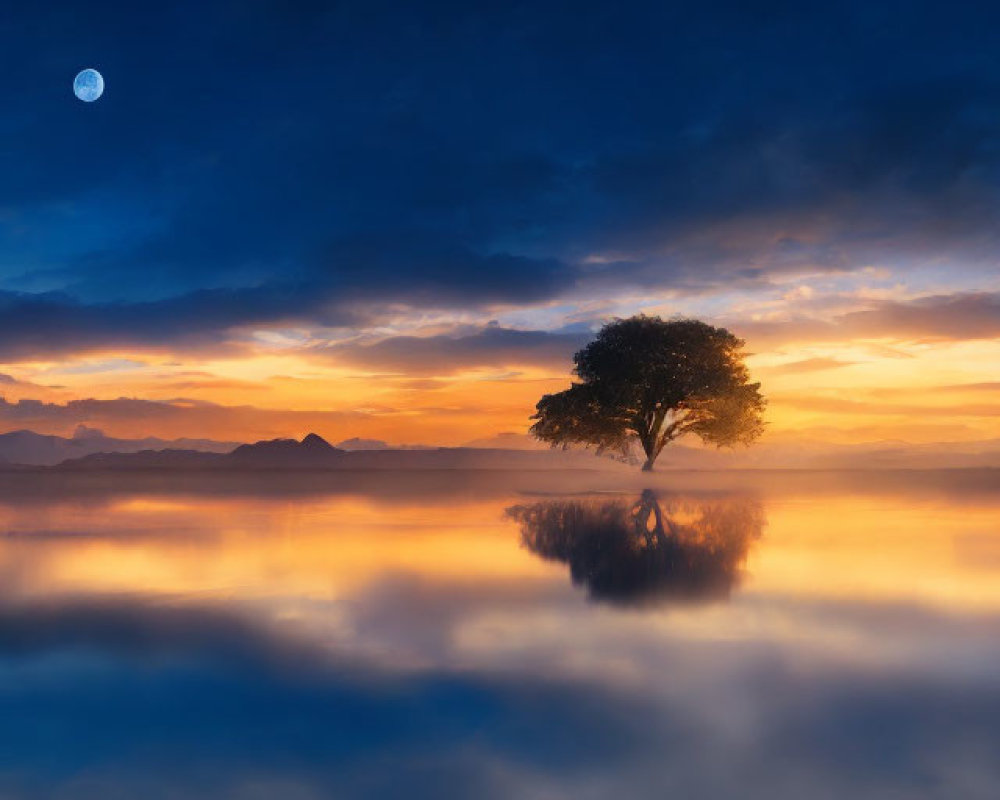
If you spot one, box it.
[50,433,619,472]
[0,427,996,471]
[0,426,240,466]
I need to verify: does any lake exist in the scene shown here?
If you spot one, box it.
[1,469,998,798]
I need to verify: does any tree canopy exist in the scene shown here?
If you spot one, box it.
[530,315,765,470]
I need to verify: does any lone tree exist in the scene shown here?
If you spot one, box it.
[530,315,765,471]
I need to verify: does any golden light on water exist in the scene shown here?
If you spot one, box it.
[4,477,999,664]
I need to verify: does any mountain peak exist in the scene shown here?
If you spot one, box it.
[226,433,343,465]
[301,433,335,450]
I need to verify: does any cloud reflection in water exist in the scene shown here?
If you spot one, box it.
[0,473,999,798]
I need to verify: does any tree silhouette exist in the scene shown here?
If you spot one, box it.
[530,316,766,470]
[506,491,765,606]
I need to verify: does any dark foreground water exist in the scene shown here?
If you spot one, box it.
[1,468,998,799]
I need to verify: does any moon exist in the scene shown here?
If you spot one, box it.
[73,69,104,102]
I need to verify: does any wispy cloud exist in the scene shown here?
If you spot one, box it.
[763,358,858,376]
[315,324,588,375]
[736,292,1000,348]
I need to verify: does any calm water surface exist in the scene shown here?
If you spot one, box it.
[1,469,998,798]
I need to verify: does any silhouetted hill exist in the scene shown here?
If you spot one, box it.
[52,433,620,471]
[0,426,240,466]
[58,449,227,470]
[229,433,345,466]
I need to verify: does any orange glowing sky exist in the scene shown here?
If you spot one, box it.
[2,285,999,450]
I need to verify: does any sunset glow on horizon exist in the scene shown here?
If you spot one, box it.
[2,308,998,448]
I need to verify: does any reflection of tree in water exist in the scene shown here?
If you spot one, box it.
[506,490,765,606]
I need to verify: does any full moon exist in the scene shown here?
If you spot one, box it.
[73,68,104,102]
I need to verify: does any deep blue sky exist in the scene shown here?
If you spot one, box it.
[3,0,1000,354]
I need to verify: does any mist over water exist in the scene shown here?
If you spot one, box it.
[1,469,999,798]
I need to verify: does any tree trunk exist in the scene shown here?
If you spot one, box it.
[641,455,656,471]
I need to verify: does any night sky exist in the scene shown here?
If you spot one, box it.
[2,0,999,446]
